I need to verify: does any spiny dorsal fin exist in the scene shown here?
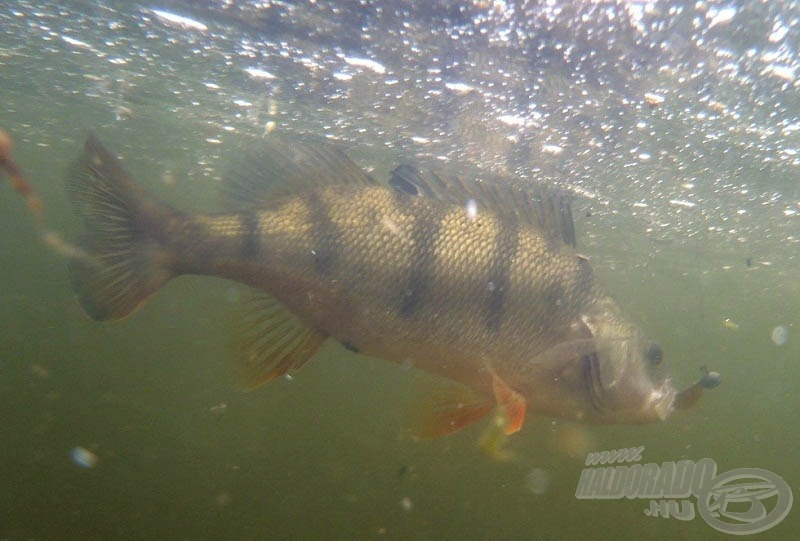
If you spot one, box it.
[232,291,327,389]
[222,134,376,211]
[389,164,577,247]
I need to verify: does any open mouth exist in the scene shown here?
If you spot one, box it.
[581,351,606,413]
[649,381,677,421]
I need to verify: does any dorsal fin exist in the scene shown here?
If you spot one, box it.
[222,134,376,211]
[389,164,577,247]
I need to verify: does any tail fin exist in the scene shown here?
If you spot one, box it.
[66,134,175,320]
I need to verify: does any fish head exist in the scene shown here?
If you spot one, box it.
[579,297,678,424]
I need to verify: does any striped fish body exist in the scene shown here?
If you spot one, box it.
[66,135,714,436]
[180,184,594,392]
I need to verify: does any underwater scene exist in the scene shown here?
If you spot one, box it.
[1,1,798,539]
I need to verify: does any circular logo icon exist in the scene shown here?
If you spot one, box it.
[697,468,793,535]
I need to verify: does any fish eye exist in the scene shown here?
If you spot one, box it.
[645,342,663,365]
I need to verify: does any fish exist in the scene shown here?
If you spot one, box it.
[61,133,719,438]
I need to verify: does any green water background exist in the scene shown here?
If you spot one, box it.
[1,1,798,539]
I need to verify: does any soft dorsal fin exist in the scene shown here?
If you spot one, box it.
[389,164,576,247]
[222,134,376,210]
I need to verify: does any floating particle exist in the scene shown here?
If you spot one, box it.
[669,199,695,208]
[216,492,232,507]
[498,114,526,127]
[465,199,478,220]
[764,64,795,83]
[644,92,665,106]
[525,468,551,495]
[722,318,739,330]
[61,35,92,49]
[30,364,50,379]
[115,105,133,121]
[244,67,276,80]
[400,496,413,512]
[477,410,514,462]
[161,169,175,186]
[150,9,208,31]
[209,402,228,413]
[769,23,789,43]
[445,82,474,94]
[343,56,386,74]
[70,446,98,468]
[554,424,596,460]
[707,6,737,28]
[542,144,563,155]
[771,325,789,346]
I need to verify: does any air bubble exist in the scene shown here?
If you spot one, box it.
[525,468,551,495]
[771,325,789,346]
[70,446,98,468]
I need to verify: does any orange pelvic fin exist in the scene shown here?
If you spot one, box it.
[410,382,494,439]
[491,372,527,435]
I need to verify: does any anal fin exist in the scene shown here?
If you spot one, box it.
[233,291,327,389]
[410,381,494,439]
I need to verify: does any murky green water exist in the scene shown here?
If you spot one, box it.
[1,1,798,539]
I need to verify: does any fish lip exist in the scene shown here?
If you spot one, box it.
[582,351,606,413]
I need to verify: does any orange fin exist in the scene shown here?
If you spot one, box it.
[491,373,527,435]
[410,383,494,439]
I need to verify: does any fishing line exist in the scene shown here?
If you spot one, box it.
[0,128,92,262]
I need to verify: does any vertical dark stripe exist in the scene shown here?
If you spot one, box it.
[485,221,519,332]
[400,205,440,317]
[240,212,260,259]
[306,192,338,274]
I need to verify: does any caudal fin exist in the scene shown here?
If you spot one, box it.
[65,134,175,320]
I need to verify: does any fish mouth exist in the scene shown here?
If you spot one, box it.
[582,351,679,422]
[650,381,677,421]
[581,351,606,413]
